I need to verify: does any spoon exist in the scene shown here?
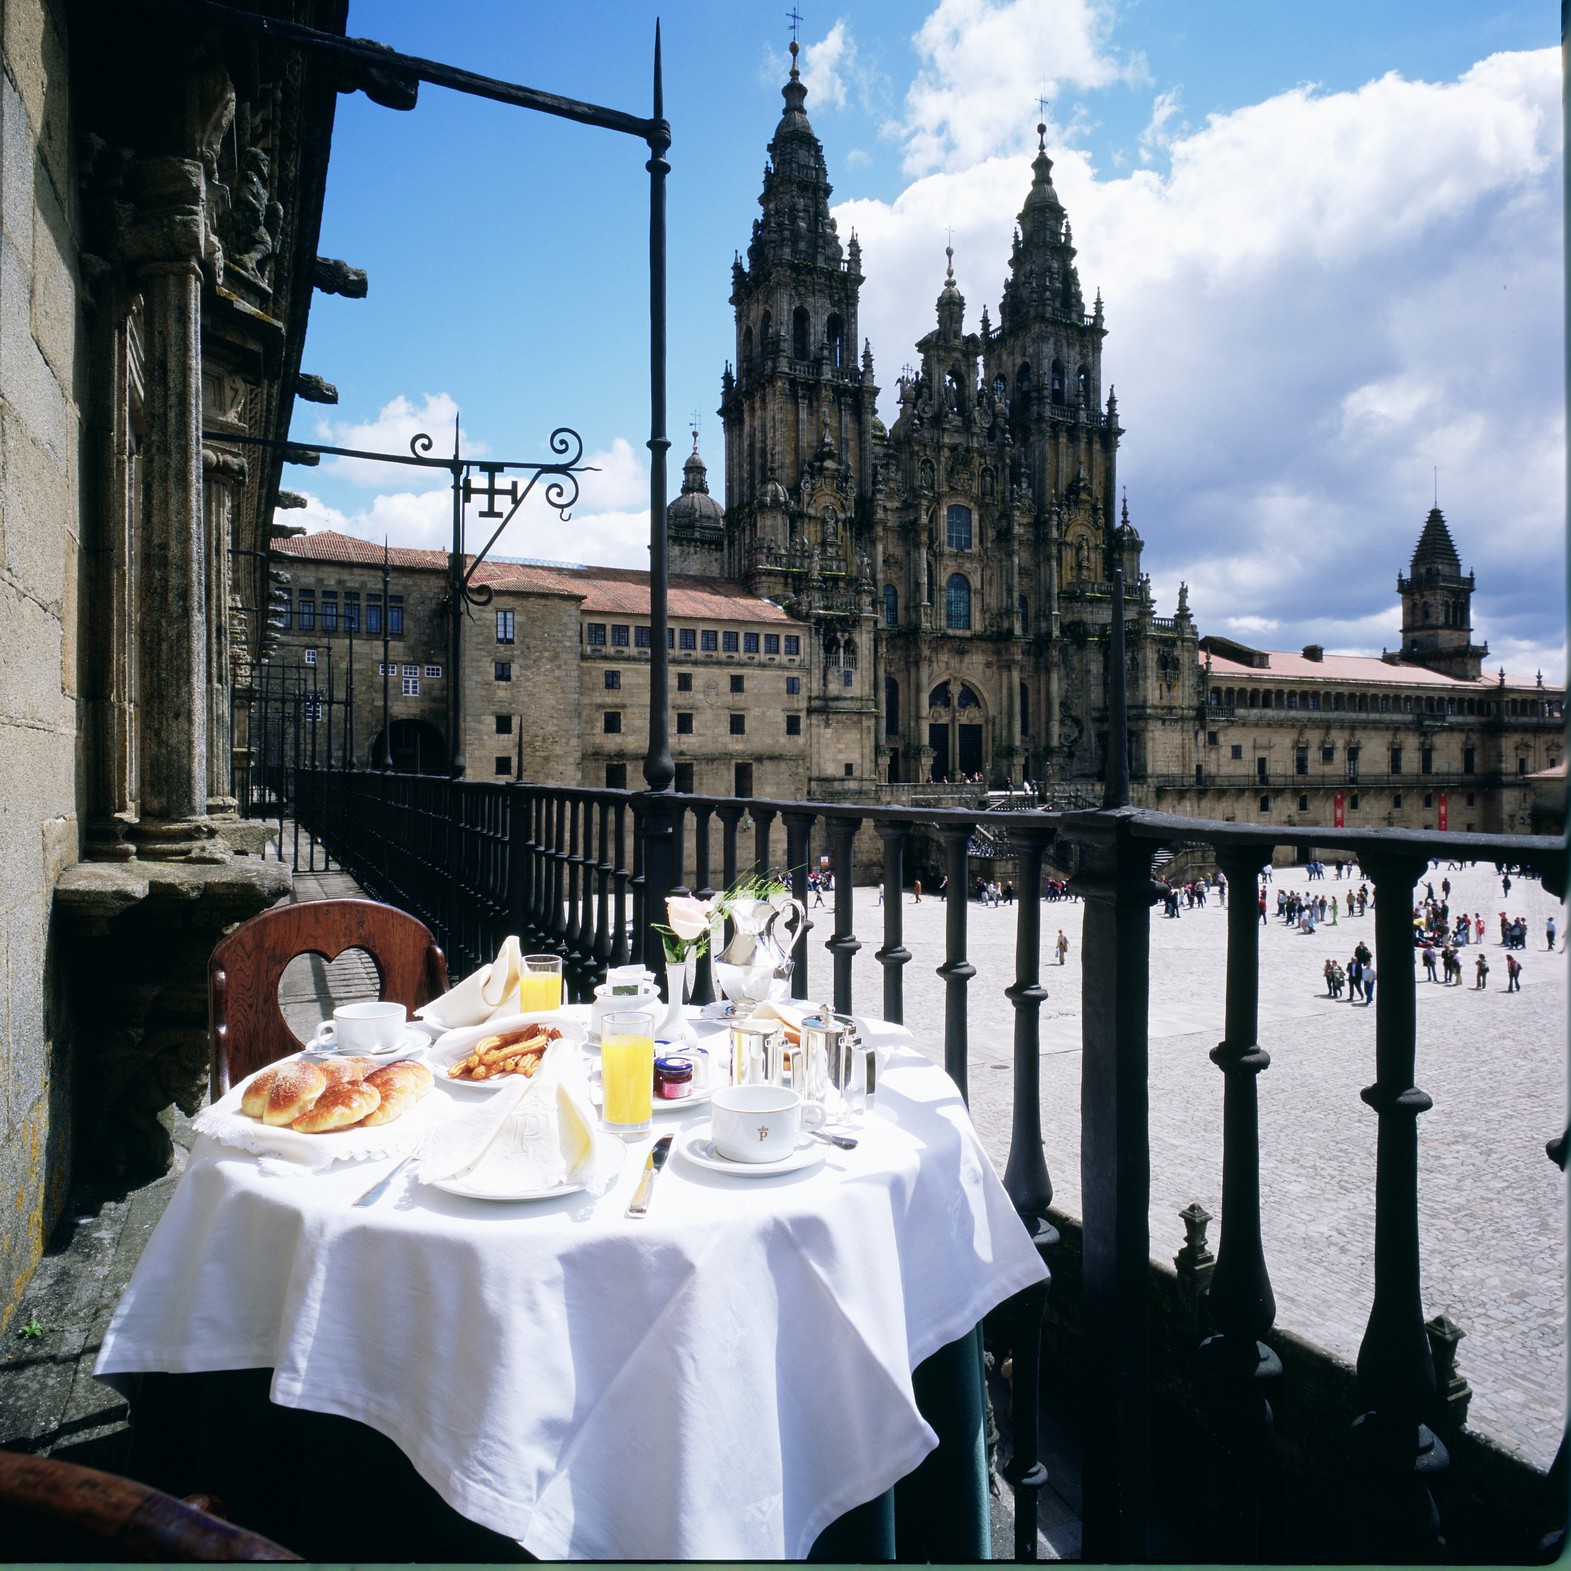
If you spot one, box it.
[810,1129,858,1150]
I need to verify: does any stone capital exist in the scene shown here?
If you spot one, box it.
[113,157,208,272]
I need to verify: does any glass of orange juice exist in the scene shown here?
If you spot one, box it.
[519,954,564,1013]
[601,1008,656,1137]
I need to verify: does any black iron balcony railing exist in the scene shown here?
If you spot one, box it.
[291,764,1565,1563]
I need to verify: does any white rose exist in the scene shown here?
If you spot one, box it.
[666,894,713,943]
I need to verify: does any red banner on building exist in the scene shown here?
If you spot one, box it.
[1438,793,1448,831]
[1333,792,1344,829]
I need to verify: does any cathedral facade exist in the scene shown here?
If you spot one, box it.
[671,46,1201,798]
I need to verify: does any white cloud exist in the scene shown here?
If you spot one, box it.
[837,45,1565,675]
[1226,615,1281,635]
[1139,87,1182,164]
[900,0,1146,175]
[800,20,856,111]
[305,392,485,493]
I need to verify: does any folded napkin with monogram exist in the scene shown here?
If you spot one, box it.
[416,935,525,1028]
[417,1039,608,1193]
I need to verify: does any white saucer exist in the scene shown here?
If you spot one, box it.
[425,1138,625,1202]
[304,1027,429,1062]
[677,1129,827,1177]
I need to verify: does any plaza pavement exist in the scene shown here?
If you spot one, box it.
[816,860,1568,1474]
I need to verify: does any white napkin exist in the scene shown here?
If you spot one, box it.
[416,935,525,1027]
[417,1041,605,1192]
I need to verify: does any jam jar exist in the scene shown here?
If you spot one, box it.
[653,1054,695,1100]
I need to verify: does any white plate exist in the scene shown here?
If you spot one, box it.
[430,1013,587,1094]
[590,1080,714,1113]
[424,1137,626,1202]
[677,1129,827,1177]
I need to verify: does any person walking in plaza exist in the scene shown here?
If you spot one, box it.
[1347,953,1363,1001]
[1258,888,1268,925]
[1361,962,1377,1005]
[938,874,947,902]
[913,878,922,903]
[1547,915,1557,951]
[1421,943,1438,983]
[1055,929,1069,966]
[1506,953,1522,992]
[1474,953,1490,990]
[877,881,884,906]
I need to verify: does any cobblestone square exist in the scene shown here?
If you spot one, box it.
[830,859,1567,1471]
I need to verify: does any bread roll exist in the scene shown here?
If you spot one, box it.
[240,1064,283,1120]
[317,1055,379,1087]
[359,1060,432,1126]
[259,1062,328,1126]
[291,1079,380,1133]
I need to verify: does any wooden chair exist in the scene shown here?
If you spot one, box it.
[209,898,448,1097]
[0,1448,299,1560]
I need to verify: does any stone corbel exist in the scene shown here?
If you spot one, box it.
[201,446,249,485]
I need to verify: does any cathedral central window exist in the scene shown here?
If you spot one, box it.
[945,574,972,631]
[946,505,972,551]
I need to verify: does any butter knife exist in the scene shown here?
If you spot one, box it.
[351,1155,412,1208]
[626,1135,673,1217]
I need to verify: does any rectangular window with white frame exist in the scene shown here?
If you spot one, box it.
[402,675,419,697]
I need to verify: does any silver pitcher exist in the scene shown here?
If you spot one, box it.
[712,894,807,1014]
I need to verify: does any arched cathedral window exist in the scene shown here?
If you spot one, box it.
[1077,366,1090,405]
[884,677,899,735]
[1018,595,1029,635]
[792,306,810,361]
[883,583,898,627]
[742,325,753,375]
[760,311,772,352]
[1016,362,1032,396]
[1051,360,1065,404]
[946,504,972,551]
[945,574,972,631]
[827,313,843,368]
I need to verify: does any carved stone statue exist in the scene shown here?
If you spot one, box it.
[227,147,283,283]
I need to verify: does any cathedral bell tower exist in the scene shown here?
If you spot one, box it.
[984,122,1123,591]
[718,39,879,602]
[1397,506,1487,679]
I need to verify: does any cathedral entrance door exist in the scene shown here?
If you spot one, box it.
[928,724,950,782]
[958,725,983,776]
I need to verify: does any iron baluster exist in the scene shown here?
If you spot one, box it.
[827,816,861,1014]
[752,804,776,881]
[1350,846,1448,1559]
[872,821,911,1025]
[1199,841,1282,1562]
[591,796,613,989]
[564,794,588,997]
[1070,806,1160,1564]
[936,823,976,1102]
[520,791,538,947]
[1002,822,1054,1217]
[690,801,716,1005]
[549,793,569,961]
[630,798,647,964]
[782,811,815,1001]
[716,803,742,890]
[609,798,633,969]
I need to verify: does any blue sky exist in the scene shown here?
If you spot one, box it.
[291,1,1563,678]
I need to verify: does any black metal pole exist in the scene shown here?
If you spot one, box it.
[638,23,676,979]
[448,426,466,778]
[380,539,391,769]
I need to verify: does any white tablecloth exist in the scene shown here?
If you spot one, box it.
[96,1039,1046,1560]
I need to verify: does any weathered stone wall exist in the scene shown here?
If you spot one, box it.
[0,0,80,1329]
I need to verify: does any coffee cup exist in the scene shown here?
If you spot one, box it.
[710,1084,825,1163]
[307,1000,407,1055]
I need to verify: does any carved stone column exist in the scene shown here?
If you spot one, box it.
[119,158,214,856]
[203,445,247,815]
